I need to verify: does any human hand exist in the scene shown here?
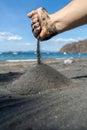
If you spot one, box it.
[27,7,57,41]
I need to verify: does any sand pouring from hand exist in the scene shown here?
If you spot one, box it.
[7,29,70,95]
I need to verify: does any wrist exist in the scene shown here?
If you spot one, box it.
[50,13,67,34]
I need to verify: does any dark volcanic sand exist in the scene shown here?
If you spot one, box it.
[7,63,70,95]
[0,59,87,130]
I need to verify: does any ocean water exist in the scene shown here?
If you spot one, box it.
[0,51,87,61]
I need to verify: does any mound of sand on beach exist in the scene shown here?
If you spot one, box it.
[7,64,70,95]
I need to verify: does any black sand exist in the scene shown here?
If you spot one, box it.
[7,63,70,95]
[0,59,87,130]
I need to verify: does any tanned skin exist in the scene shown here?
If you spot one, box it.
[27,0,87,41]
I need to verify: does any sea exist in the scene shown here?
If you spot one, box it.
[0,51,87,62]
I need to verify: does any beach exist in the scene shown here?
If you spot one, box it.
[0,58,87,130]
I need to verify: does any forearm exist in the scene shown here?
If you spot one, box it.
[52,0,87,34]
[28,0,87,41]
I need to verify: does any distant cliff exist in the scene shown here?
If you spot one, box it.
[59,39,87,53]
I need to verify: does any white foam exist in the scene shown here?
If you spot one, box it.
[6,59,37,62]
[12,52,18,55]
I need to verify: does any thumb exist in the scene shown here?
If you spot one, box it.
[39,27,51,41]
[39,27,47,40]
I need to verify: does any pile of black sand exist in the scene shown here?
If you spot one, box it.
[7,64,70,95]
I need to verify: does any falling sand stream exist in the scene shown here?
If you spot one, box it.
[7,40,71,95]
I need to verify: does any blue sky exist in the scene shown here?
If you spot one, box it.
[0,0,87,52]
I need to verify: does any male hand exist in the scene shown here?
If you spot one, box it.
[27,7,57,41]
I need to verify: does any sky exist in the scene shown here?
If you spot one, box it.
[0,0,87,52]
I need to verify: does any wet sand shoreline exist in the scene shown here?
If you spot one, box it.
[0,58,87,130]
